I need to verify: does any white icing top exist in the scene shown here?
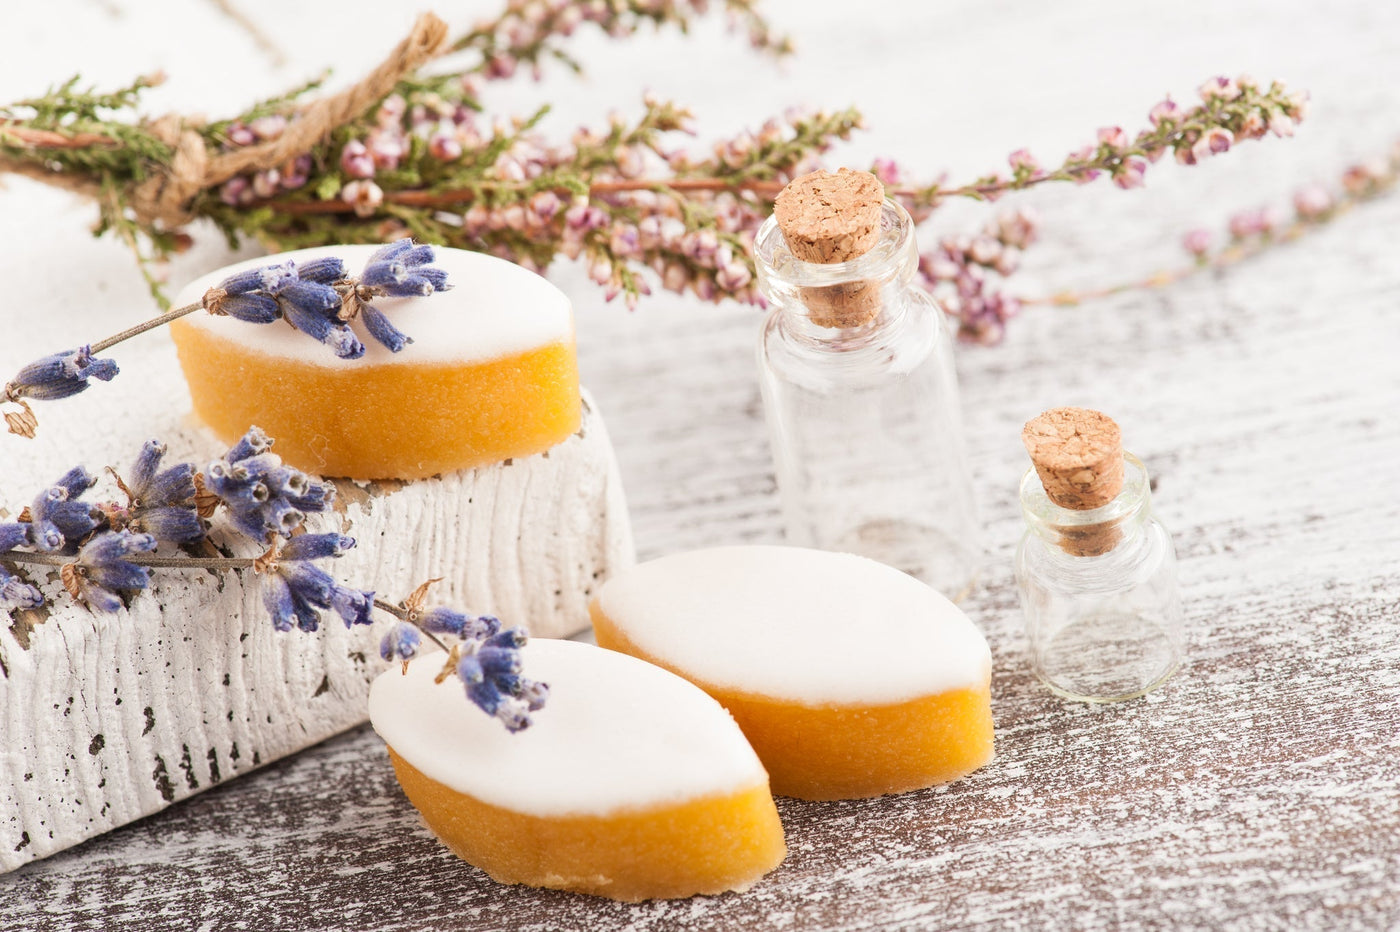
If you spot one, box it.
[367,638,767,817]
[595,545,992,705]
[172,244,572,367]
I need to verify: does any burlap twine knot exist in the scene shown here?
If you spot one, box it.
[126,13,450,229]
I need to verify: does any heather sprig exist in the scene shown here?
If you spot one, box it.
[2,239,449,437]
[0,429,545,731]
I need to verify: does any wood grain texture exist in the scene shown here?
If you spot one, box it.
[2,0,1400,928]
[0,393,633,873]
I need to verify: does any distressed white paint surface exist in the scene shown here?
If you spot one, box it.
[2,0,1400,928]
[0,391,633,873]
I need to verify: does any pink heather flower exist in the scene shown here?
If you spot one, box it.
[280,155,312,190]
[662,262,689,293]
[615,146,645,178]
[1239,110,1268,140]
[501,204,527,231]
[1183,229,1213,257]
[609,225,641,258]
[528,191,561,224]
[716,262,752,292]
[1007,148,1041,176]
[872,157,902,186]
[251,169,281,199]
[968,236,1001,266]
[1293,184,1333,219]
[463,204,491,234]
[1269,112,1296,138]
[1067,145,1102,184]
[219,176,250,206]
[1199,76,1241,102]
[493,155,527,183]
[994,207,1040,249]
[226,123,256,147]
[1148,97,1181,128]
[341,179,383,217]
[1113,158,1148,190]
[340,140,375,179]
[249,115,288,141]
[1191,127,1233,162]
[993,247,1020,277]
[1175,145,1198,167]
[429,133,463,161]
[1097,126,1128,150]
[692,275,718,302]
[377,95,406,126]
[587,258,613,286]
[1228,207,1280,239]
[368,134,405,170]
[1285,90,1310,122]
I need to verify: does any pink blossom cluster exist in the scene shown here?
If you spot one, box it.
[918,206,1040,345]
[215,115,312,205]
[1181,143,1397,262]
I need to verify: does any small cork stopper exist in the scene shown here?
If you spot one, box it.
[773,168,886,328]
[1022,407,1125,557]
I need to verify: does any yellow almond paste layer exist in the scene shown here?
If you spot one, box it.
[369,640,786,901]
[590,545,995,801]
[170,245,580,480]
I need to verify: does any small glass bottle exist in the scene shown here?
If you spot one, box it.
[1015,408,1184,702]
[754,169,980,599]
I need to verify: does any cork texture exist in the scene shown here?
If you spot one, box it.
[773,168,886,328]
[1022,407,1125,510]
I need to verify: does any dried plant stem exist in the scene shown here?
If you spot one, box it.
[89,301,202,353]
[4,551,256,569]
[373,596,448,651]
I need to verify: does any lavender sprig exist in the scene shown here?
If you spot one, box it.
[2,239,450,438]
[0,429,546,731]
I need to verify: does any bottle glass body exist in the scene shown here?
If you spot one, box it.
[754,200,981,599]
[1015,453,1184,702]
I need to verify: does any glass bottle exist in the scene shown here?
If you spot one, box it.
[753,188,981,600]
[1015,451,1184,701]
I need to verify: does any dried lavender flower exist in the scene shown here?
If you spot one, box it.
[0,563,43,609]
[261,534,373,633]
[5,346,118,402]
[125,440,202,544]
[455,626,541,732]
[420,606,500,640]
[380,622,422,663]
[205,428,334,542]
[68,530,156,612]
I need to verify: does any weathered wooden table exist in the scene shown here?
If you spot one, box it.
[3,0,1399,928]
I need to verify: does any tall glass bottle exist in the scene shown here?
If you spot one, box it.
[753,169,980,600]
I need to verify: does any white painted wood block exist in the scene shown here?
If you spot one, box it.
[0,389,633,872]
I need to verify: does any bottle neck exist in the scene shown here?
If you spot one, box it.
[755,199,921,340]
[1020,453,1153,557]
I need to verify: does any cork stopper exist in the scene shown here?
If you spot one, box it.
[773,168,886,328]
[1022,407,1126,556]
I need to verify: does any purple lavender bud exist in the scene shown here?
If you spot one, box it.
[420,607,500,640]
[518,678,549,711]
[380,622,421,662]
[216,293,280,324]
[130,440,165,496]
[9,346,119,401]
[134,506,203,544]
[281,533,355,561]
[367,238,415,264]
[360,304,412,353]
[279,286,342,343]
[478,646,523,678]
[28,523,63,551]
[497,700,532,732]
[51,466,97,504]
[0,523,29,552]
[280,560,334,607]
[295,257,347,286]
[45,499,101,544]
[76,530,156,610]
[485,627,527,651]
[456,653,484,686]
[331,585,374,628]
[226,427,272,464]
[323,326,366,360]
[287,479,334,513]
[467,678,503,716]
[218,261,297,297]
[0,566,43,609]
[262,574,296,632]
